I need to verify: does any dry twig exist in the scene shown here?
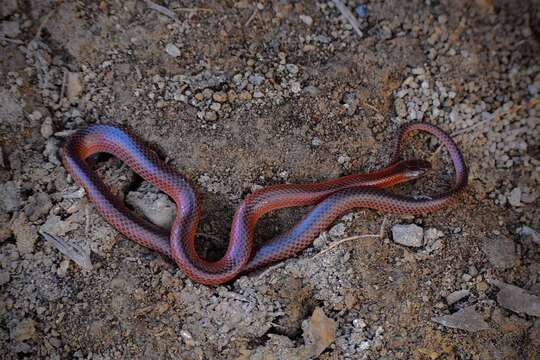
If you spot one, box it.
[144,0,179,21]
[28,3,61,48]
[144,0,211,21]
[332,0,363,37]
[314,216,387,258]
[244,6,258,27]
[0,35,24,45]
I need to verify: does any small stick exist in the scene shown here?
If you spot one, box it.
[314,216,387,258]
[0,36,24,44]
[195,232,222,243]
[85,204,91,233]
[58,68,68,105]
[28,4,60,48]
[363,102,381,113]
[176,7,212,13]
[430,110,502,160]
[255,262,285,279]
[144,0,179,21]
[332,0,363,37]
[244,6,258,27]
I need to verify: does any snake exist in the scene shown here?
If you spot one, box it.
[62,122,467,285]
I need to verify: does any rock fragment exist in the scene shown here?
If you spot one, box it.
[299,14,313,26]
[432,306,489,332]
[11,214,38,254]
[328,223,346,239]
[40,231,92,270]
[392,224,423,247]
[66,72,83,101]
[484,235,517,269]
[212,91,227,102]
[12,319,36,342]
[0,214,12,242]
[446,290,470,305]
[302,307,337,358]
[40,117,54,138]
[24,192,52,222]
[491,280,540,317]
[0,270,10,285]
[0,89,23,125]
[518,226,539,245]
[0,181,21,212]
[126,190,176,228]
[0,0,18,18]
[165,43,181,57]
[508,187,521,207]
[0,20,21,38]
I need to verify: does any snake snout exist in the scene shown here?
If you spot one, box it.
[402,159,432,179]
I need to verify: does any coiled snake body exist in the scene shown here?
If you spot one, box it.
[62,123,467,285]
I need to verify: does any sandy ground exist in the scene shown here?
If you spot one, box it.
[1,0,539,359]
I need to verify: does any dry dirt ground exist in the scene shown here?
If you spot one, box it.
[1,0,539,359]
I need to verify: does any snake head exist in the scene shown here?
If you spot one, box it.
[401,159,432,179]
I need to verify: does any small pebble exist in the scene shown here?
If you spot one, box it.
[239,91,252,101]
[0,270,9,285]
[248,74,265,86]
[329,223,346,239]
[355,5,367,18]
[205,111,218,121]
[40,117,54,138]
[165,43,181,57]
[213,92,227,102]
[290,81,301,94]
[286,64,299,75]
[66,72,83,101]
[299,14,313,26]
[57,259,70,276]
[508,187,521,207]
[446,289,470,305]
[12,318,36,342]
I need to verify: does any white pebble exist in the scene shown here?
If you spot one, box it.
[165,43,181,57]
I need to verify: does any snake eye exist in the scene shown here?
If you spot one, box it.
[402,160,432,178]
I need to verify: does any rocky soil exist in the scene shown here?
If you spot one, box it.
[1,0,539,359]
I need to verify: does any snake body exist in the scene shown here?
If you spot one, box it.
[62,123,467,285]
